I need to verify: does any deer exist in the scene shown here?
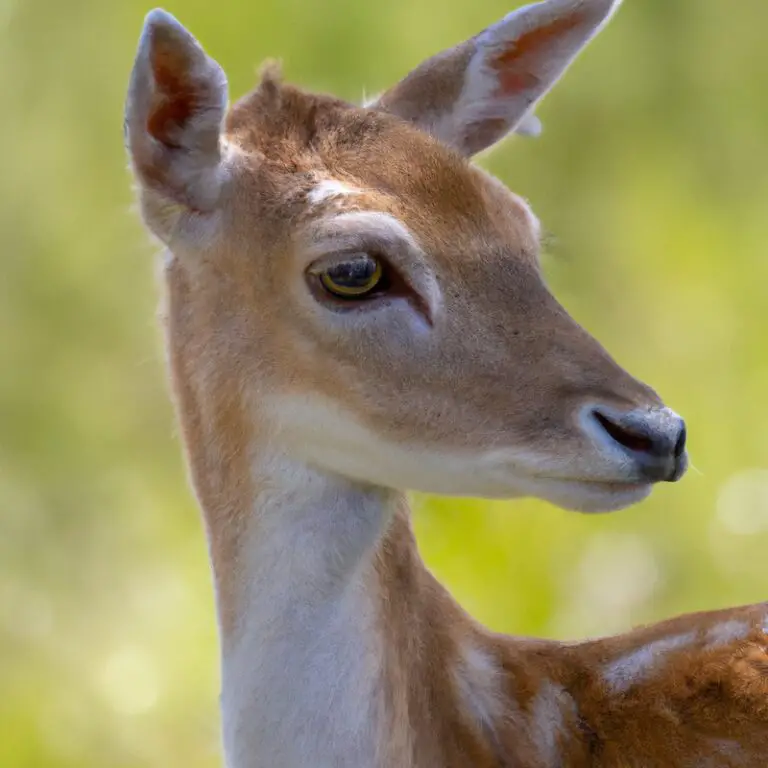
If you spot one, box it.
[124,0,768,765]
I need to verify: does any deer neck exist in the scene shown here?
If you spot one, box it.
[188,419,526,768]
[189,434,390,765]
[169,362,590,768]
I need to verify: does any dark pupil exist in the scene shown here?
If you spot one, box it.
[327,258,377,288]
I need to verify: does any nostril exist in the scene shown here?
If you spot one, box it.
[674,422,687,458]
[589,407,688,483]
[593,411,655,455]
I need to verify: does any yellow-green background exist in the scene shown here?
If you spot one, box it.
[3,0,768,764]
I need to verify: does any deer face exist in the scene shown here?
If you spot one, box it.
[126,1,687,513]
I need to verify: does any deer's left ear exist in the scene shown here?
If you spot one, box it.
[374,0,622,156]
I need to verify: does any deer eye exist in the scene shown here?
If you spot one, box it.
[317,254,385,299]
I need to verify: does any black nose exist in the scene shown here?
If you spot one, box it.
[591,408,688,482]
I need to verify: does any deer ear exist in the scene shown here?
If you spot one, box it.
[374,0,622,156]
[124,9,228,241]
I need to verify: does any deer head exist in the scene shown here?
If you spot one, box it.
[125,0,687,516]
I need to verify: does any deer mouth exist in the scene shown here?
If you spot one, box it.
[527,475,654,514]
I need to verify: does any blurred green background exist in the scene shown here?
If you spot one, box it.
[3,0,768,764]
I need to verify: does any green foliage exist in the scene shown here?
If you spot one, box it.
[2,0,768,764]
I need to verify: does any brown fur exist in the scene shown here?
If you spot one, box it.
[126,6,768,766]
[366,505,768,766]
[220,80,659,464]
[157,83,768,760]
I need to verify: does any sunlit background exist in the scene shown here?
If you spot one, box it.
[3,0,768,764]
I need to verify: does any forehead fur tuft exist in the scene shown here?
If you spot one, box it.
[258,59,284,95]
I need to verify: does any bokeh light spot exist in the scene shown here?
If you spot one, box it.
[716,469,768,536]
[98,646,160,716]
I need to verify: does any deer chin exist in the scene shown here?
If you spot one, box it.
[477,451,657,512]
[515,475,654,514]
[414,471,653,513]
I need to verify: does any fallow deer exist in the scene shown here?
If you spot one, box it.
[124,1,768,765]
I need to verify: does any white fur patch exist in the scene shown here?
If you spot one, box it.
[361,90,381,108]
[515,112,543,137]
[707,739,746,764]
[454,644,505,737]
[705,620,750,649]
[325,210,416,243]
[510,192,542,241]
[269,393,540,499]
[308,179,359,205]
[528,681,575,764]
[603,632,695,693]
[220,455,392,768]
